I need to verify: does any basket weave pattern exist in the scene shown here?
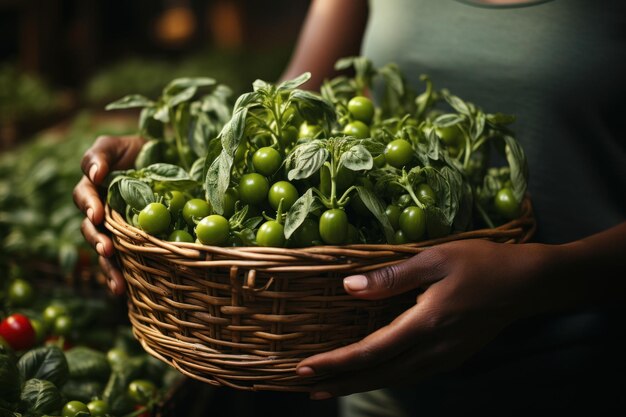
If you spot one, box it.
[105,198,535,391]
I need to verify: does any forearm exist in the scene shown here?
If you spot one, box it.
[525,222,626,316]
[279,0,368,90]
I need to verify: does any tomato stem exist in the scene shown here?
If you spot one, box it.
[475,200,495,229]
[172,106,191,171]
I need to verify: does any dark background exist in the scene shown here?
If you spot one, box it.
[0,0,310,148]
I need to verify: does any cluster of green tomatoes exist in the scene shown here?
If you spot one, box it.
[131,89,522,247]
[108,59,527,248]
[135,96,391,247]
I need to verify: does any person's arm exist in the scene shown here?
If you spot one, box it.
[280,0,369,89]
[296,222,626,399]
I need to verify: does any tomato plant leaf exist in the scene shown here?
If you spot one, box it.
[142,163,191,182]
[339,144,373,172]
[433,113,465,128]
[139,107,164,140]
[219,106,248,156]
[284,188,320,239]
[355,186,395,243]
[277,72,311,92]
[286,141,329,180]
[442,91,472,116]
[163,77,215,96]
[118,178,155,211]
[290,90,336,127]
[503,135,528,203]
[134,140,163,170]
[205,152,233,215]
[0,347,21,403]
[18,346,69,389]
[105,94,153,110]
[471,111,486,142]
[189,157,206,182]
[19,379,64,416]
[486,112,516,126]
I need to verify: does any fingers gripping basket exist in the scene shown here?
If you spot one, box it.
[104,198,535,392]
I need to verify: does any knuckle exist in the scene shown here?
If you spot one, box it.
[374,264,400,291]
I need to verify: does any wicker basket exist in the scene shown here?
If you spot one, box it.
[104,197,535,392]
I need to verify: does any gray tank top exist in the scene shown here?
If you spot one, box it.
[362,0,626,243]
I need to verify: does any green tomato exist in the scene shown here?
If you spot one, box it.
[394,229,409,244]
[396,194,412,208]
[384,139,413,169]
[291,218,321,247]
[347,96,375,123]
[166,191,186,214]
[54,315,72,337]
[279,125,299,147]
[435,124,463,147]
[234,142,247,163]
[238,173,269,206]
[252,147,282,176]
[256,221,286,247]
[385,205,402,230]
[107,347,129,366]
[416,183,436,205]
[167,230,194,243]
[343,120,370,139]
[42,304,68,328]
[373,154,387,168]
[29,318,46,343]
[182,199,211,226]
[399,206,426,241]
[195,215,230,246]
[250,133,272,149]
[319,209,348,245]
[223,188,239,218]
[8,278,34,307]
[299,122,321,139]
[128,379,158,405]
[62,400,90,417]
[494,188,520,220]
[87,400,109,417]
[268,181,299,211]
[138,203,171,235]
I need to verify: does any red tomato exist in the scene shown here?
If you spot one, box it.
[0,313,36,351]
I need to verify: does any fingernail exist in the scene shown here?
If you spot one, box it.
[96,242,105,256]
[109,279,117,293]
[87,208,94,223]
[344,275,368,291]
[296,366,315,377]
[311,391,332,400]
[89,164,98,182]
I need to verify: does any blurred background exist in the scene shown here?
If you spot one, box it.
[1,0,309,148]
[0,1,340,416]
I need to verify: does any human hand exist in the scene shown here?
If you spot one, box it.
[296,239,549,399]
[73,135,145,295]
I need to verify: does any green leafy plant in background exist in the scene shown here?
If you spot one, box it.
[0,112,135,275]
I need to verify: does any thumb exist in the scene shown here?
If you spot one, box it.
[344,248,448,300]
